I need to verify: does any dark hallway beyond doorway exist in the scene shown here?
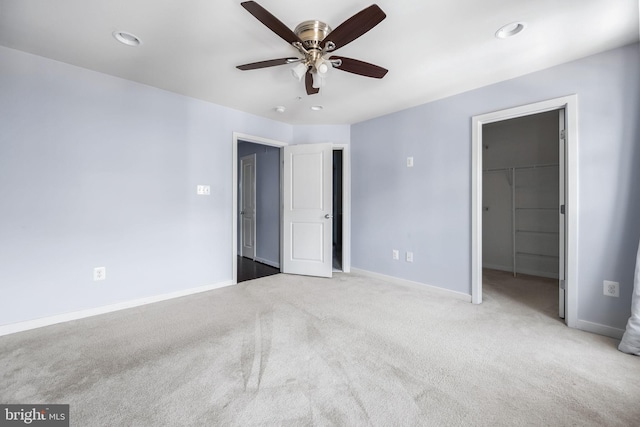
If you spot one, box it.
[237,256,280,282]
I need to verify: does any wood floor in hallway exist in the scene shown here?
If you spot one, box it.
[237,256,280,283]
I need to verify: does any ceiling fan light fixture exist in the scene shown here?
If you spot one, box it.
[315,59,332,76]
[495,22,526,39]
[295,20,332,50]
[236,1,388,96]
[317,63,329,74]
[311,58,332,88]
[291,62,307,81]
[112,31,142,46]
[312,72,326,89]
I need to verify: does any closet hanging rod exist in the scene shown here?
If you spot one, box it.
[482,163,559,173]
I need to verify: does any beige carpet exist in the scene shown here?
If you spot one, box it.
[1,270,639,426]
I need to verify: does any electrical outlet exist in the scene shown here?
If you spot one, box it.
[406,251,413,262]
[603,280,619,297]
[392,249,399,260]
[93,267,106,281]
[196,185,211,195]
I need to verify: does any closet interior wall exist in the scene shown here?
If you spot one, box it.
[482,110,560,279]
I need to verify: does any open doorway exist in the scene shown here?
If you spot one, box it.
[482,110,562,320]
[237,141,281,282]
[471,95,578,328]
[232,133,350,284]
[333,149,343,271]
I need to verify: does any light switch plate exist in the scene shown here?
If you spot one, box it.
[93,267,106,281]
[407,157,414,168]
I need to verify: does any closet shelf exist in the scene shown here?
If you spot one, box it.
[483,163,558,173]
[485,161,560,278]
[515,185,557,189]
[516,230,559,235]
[516,252,558,259]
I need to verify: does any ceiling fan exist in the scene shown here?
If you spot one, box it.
[236,1,388,95]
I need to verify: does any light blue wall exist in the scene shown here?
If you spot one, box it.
[237,141,280,266]
[3,42,639,334]
[293,125,350,145]
[351,43,640,330]
[0,46,294,325]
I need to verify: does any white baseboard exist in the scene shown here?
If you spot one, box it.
[0,280,234,337]
[576,319,625,340]
[255,257,280,269]
[351,268,472,302]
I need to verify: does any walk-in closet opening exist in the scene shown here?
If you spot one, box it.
[481,109,565,319]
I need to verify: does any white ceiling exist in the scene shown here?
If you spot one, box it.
[0,0,638,125]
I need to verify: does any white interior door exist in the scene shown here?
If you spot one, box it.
[282,143,333,278]
[240,154,256,260]
[558,109,566,319]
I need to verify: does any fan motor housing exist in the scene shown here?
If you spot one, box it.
[295,20,332,49]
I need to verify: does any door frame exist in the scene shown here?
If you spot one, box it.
[239,153,257,260]
[232,132,351,284]
[332,144,351,274]
[471,95,578,328]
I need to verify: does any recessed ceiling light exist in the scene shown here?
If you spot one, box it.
[310,105,323,111]
[113,31,142,46]
[495,22,526,39]
[275,106,286,113]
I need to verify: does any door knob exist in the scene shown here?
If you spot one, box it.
[325,214,333,219]
[240,211,245,215]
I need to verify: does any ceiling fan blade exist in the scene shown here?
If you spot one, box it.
[305,70,320,95]
[237,57,301,71]
[331,56,388,79]
[321,4,386,51]
[241,1,302,45]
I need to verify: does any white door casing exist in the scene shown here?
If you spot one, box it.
[558,109,566,318]
[471,94,578,329]
[232,132,350,285]
[240,154,256,260]
[282,143,333,278]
